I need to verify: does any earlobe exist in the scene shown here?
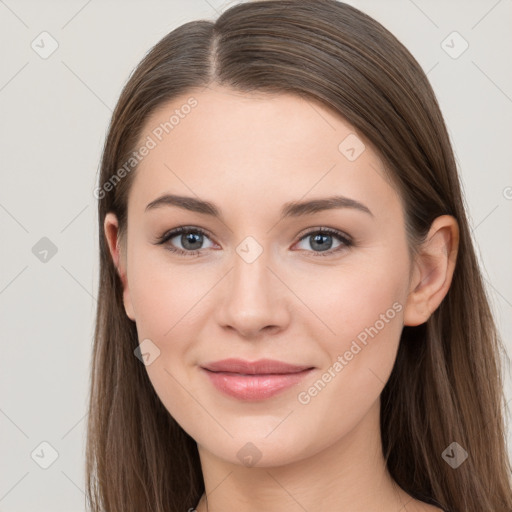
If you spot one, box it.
[403,215,459,327]
[103,212,136,322]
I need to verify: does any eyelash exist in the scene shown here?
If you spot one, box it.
[154,226,353,258]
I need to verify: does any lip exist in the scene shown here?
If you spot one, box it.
[201,358,313,374]
[200,358,314,401]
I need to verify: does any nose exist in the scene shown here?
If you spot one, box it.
[214,244,291,339]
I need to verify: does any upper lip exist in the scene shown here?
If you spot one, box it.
[201,358,313,375]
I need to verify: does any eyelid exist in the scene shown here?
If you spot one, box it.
[296,226,352,244]
[293,227,352,257]
[154,226,216,253]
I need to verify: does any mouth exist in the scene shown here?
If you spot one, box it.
[200,359,315,400]
[201,358,314,375]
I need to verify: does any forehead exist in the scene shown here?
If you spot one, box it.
[128,85,400,220]
[139,85,347,158]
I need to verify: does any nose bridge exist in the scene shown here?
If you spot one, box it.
[233,237,271,298]
[215,233,289,336]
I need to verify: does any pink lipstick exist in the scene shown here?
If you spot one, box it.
[201,358,314,400]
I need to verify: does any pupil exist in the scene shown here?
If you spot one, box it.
[183,232,202,250]
[311,233,332,252]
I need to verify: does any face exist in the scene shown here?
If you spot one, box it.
[106,84,416,467]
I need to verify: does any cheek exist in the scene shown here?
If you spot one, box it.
[126,259,206,429]
[299,244,408,344]
[295,243,409,394]
[290,256,407,445]
[128,243,207,340]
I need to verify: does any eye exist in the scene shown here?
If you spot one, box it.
[294,228,353,257]
[154,226,353,258]
[154,226,216,256]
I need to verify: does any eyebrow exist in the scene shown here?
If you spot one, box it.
[145,194,373,219]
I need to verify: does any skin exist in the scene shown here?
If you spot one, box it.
[104,84,458,512]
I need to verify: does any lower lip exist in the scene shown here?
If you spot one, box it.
[201,368,313,400]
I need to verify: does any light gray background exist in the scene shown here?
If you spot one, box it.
[0,0,511,510]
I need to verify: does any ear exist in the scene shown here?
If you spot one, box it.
[104,212,136,321]
[403,215,459,326]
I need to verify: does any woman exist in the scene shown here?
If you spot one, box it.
[86,1,512,511]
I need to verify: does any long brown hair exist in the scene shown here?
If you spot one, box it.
[86,1,512,510]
